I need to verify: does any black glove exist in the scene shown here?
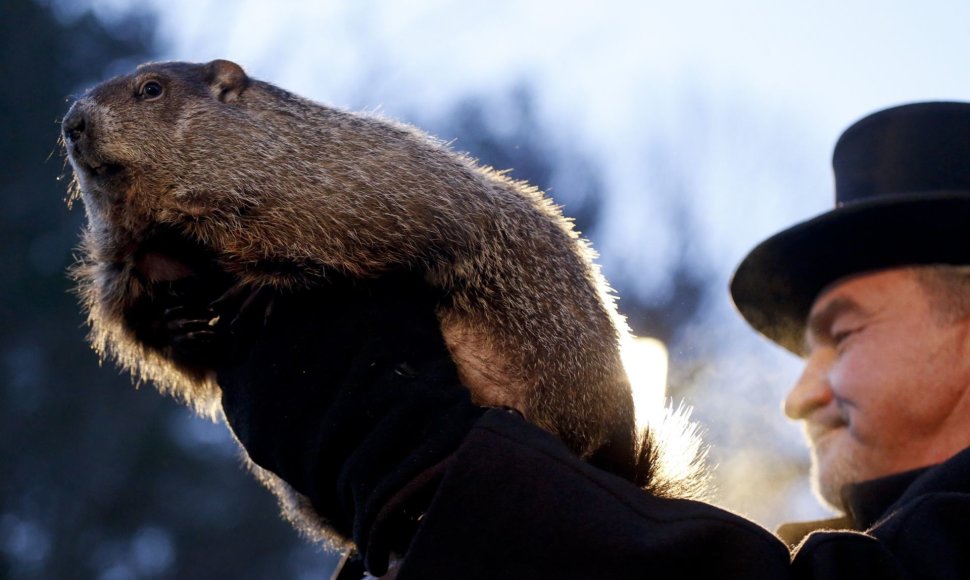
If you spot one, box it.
[213,273,486,575]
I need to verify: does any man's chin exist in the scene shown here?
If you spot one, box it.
[808,435,853,512]
[809,461,847,512]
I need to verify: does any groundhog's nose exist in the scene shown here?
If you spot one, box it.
[62,105,87,143]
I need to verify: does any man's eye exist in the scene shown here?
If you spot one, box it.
[832,327,860,348]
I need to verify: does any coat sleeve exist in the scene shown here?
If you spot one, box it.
[396,409,792,579]
[793,492,970,579]
[791,531,907,580]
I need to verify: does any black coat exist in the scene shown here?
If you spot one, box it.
[360,411,970,579]
[791,445,970,579]
[210,280,969,579]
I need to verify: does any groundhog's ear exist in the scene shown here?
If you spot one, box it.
[205,59,249,103]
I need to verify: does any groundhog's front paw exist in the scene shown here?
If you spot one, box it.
[163,304,226,368]
[209,284,276,336]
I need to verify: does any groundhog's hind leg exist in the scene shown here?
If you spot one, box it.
[439,318,527,413]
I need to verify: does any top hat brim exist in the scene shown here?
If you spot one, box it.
[730,190,970,356]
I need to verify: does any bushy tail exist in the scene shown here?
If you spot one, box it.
[585,401,709,499]
[634,401,711,500]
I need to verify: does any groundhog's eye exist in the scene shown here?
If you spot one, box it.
[139,80,164,100]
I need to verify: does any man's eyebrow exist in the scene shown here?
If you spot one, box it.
[804,296,867,347]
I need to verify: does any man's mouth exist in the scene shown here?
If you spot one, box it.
[806,415,849,447]
[808,423,842,446]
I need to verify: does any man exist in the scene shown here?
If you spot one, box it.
[216,102,970,578]
[730,101,970,552]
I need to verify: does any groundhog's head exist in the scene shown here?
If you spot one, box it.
[62,60,258,242]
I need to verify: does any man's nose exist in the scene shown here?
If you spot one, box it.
[784,349,835,420]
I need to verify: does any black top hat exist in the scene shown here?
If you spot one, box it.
[730,101,970,355]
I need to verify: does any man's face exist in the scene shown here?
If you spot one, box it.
[785,268,970,510]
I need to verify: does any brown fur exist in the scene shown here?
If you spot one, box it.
[62,60,673,490]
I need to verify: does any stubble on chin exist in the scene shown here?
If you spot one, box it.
[802,399,858,512]
[808,428,859,512]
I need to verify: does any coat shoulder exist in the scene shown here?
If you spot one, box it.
[399,410,790,579]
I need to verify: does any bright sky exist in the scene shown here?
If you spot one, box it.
[91,0,970,527]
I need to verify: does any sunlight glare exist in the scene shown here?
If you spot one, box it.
[621,336,668,429]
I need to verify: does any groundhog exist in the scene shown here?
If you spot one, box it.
[61,60,689,504]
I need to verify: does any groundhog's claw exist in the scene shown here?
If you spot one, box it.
[210,285,275,334]
[160,305,225,368]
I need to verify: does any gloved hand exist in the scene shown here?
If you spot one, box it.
[213,273,487,575]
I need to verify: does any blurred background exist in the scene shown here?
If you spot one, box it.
[4,0,970,577]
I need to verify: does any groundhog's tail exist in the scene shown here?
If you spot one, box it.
[585,422,640,483]
[632,403,711,500]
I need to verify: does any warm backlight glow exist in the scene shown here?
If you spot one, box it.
[621,336,668,429]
